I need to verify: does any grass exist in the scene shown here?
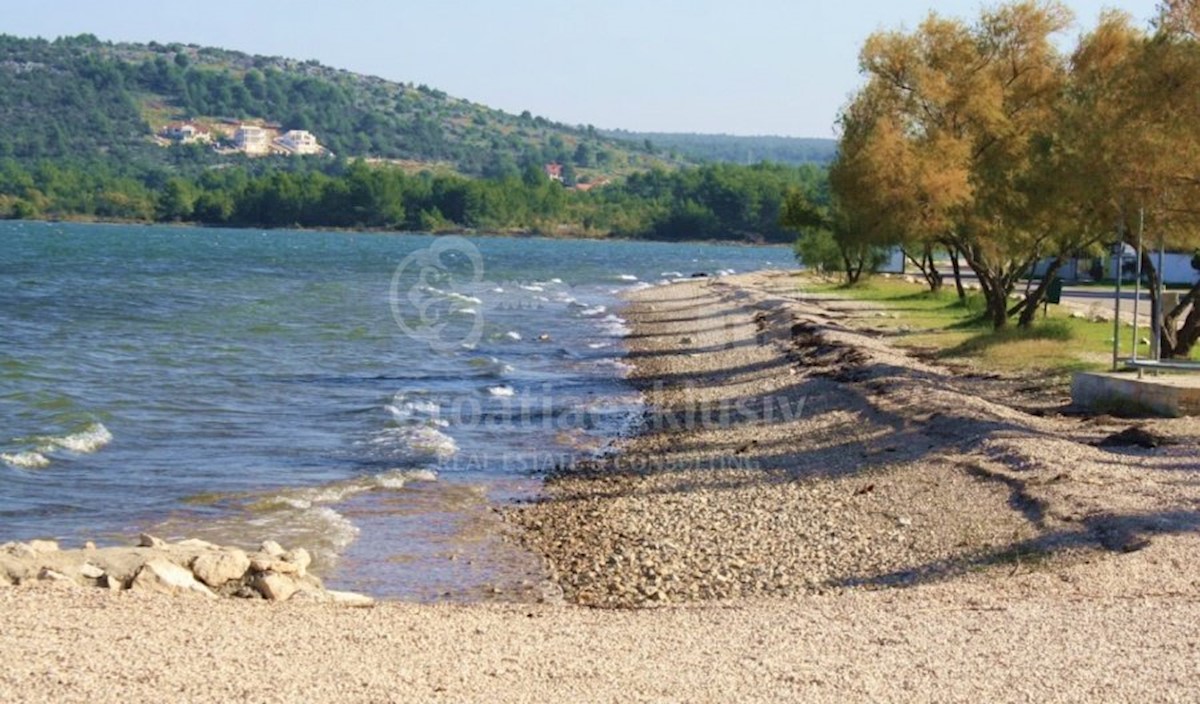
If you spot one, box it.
[800,275,1136,374]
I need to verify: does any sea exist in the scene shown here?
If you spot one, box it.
[0,221,789,599]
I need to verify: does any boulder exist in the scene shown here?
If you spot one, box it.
[252,571,299,601]
[37,567,74,583]
[282,548,311,576]
[190,549,250,588]
[250,556,299,575]
[0,554,30,584]
[176,538,220,550]
[3,543,37,560]
[130,558,215,599]
[79,563,105,580]
[260,540,286,557]
[137,533,167,549]
[28,539,59,553]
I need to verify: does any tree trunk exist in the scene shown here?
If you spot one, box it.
[902,244,944,292]
[1163,278,1200,358]
[948,246,966,301]
[1139,250,1170,357]
[1016,256,1065,328]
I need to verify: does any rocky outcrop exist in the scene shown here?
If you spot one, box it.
[0,535,373,607]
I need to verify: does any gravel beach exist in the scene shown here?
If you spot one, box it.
[4,271,1200,703]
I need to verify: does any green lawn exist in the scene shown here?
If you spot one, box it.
[799,276,1150,374]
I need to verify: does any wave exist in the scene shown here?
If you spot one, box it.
[167,469,440,571]
[465,356,513,377]
[1,451,50,469]
[616,274,639,281]
[38,422,113,454]
[599,314,631,337]
[487,385,516,397]
[370,425,458,460]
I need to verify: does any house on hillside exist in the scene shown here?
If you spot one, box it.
[162,122,211,145]
[543,163,563,183]
[276,129,322,155]
[234,125,269,155]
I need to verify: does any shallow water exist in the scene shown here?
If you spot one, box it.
[0,221,788,598]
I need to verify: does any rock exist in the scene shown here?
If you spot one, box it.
[190,549,250,588]
[252,571,299,601]
[37,567,74,583]
[281,548,311,576]
[175,538,220,550]
[250,556,299,575]
[137,533,167,549]
[130,558,215,599]
[1099,426,1173,449]
[3,543,37,560]
[260,540,286,557]
[84,541,96,551]
[326,590,375,608]
[101,573,124,591]
[79,563,105,580]
[0,554,30,584]
[897,516,913,527]
[28,539,59,553]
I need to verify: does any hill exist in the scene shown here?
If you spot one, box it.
[600,131,837,165]
[0,33,675,177]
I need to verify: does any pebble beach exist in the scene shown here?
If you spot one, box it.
[4,271,1200,702]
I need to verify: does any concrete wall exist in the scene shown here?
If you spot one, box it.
[1072,372,1200,417]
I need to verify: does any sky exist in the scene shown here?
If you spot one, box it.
[4,0,1162,138]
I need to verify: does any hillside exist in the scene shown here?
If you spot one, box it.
[600,131,838,165]
[0,34,830,244]
[0,33,676,177]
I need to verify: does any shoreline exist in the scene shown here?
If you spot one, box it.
[1,217,791,247]
[511,272,1200,605]
[3,271,1200,701]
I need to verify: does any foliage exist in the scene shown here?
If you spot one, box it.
[0,152,828,243]
[0,34,674,176]
[834,0,1200,351]
[600,131,838,165]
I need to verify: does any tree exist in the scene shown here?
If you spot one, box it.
[849,1,1073,327]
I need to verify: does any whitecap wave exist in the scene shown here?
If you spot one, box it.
[503,331,522,341]
[579,305,607,317]
[617,274,639,281]
[600,314,631,337]
[1,451,50,469]
[487,385,516,397]
[39,423,113,454]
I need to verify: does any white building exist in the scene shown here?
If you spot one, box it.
[276,129,321,155]
[234,125,269,155]
[163,123,210,144]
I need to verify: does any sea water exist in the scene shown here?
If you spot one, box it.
[0,221,788,599]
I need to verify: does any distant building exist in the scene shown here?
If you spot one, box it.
[162,122,210,144]
[276,129,321,155]
[234,125,269,155]
[543,163,563,182]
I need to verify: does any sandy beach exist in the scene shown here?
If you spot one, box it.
[4,272,1200,702]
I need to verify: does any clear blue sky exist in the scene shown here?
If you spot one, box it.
[4,0,1160,138]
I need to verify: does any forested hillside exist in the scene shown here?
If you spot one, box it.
[0,33,668,176]
[0,33,830,243]
[601,131,837,165]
